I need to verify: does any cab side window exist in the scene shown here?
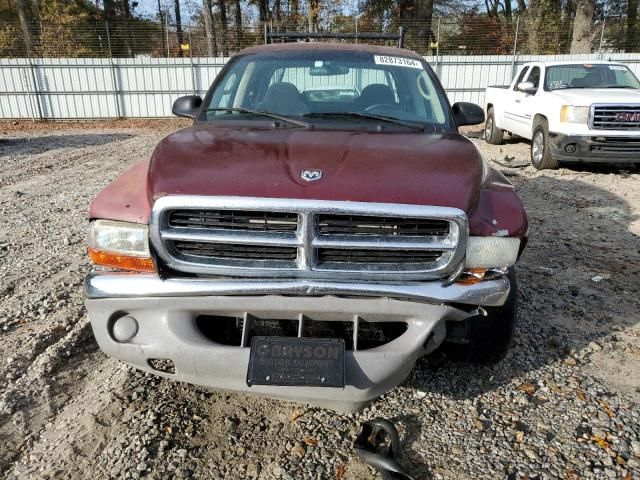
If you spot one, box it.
[513,66,530,91]
[527,67,541,93]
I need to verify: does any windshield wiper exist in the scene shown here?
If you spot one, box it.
[305,112,425,132]
[206,107,311,128]
[599,85,638,89]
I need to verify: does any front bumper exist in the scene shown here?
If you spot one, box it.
[85,272,510,412]
[549,133,640,163]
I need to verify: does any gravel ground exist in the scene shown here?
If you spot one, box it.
[0,122,639,480]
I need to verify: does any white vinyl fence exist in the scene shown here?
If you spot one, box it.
[1,53,639,120]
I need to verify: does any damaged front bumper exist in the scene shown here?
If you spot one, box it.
[85,272,510,412]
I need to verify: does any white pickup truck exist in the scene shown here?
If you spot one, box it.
[484,60,640,169]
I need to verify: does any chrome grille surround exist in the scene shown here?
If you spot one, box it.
[590,104,640,130]
[150,196,468,280]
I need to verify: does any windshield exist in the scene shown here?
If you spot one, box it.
[545,64,640,90]
[202,50,451,129]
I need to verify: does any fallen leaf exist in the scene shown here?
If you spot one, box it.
[576,390,586,401]
[600,401,614,418]
[623,473,632,480]
[335,464,346,479]
[517,383,536,395]
[515,431,525,443]
[303,436,318,446]
[591,435,610,449]
[616,456,626,465]
[290,409,304,422]
[165,426,172,434]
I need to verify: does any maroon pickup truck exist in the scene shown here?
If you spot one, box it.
[84,42,528,412]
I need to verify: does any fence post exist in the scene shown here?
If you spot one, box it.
[105,22,123,119]
[511,16,520,79]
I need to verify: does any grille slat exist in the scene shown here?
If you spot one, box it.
[317,214,449,236]
[318,248,443,264]
[592,105,640,130]
[170,210,298,232]
[173,241,298,261]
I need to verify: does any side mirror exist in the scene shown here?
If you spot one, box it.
[172,95,202,119]
[452,102,485,127]
[517,81,537,94]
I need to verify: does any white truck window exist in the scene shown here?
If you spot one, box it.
[513,66,529,90]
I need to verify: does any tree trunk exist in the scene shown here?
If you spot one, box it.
[14,0,36,56]
[504,0,513,20]
[290,0,298,21]
[273,0,282,22]
[157,0,167,56]
[258,0,269,22]
[516,0,526,12]
[570,0,594,53]
[203,0,217,56]
[415,0,435,53]
[628,0,639,51]
[217,0,228,56]
[234,0,242,49]
[307,0,319,32]
[175,0,184,56]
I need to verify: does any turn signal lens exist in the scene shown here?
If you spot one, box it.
[87,220,155,272]
[456,268,488,285]
[88,248,155,272]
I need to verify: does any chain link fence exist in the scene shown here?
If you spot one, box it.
[0,15,638,58]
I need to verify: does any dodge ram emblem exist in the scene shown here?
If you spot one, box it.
[301,169,323,182]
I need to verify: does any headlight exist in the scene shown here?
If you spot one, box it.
[87,220,154,272]
[560,105,589,124]
[465,236,520,268]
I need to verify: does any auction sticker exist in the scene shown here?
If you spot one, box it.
[374,55,423,69]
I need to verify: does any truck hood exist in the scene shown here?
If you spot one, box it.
[551,88,640,105]
[148,124,484,212]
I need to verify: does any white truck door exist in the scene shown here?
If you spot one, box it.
[502,66,530,134]
[511,66,542,139]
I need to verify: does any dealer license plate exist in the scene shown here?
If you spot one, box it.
[246,337,345,388]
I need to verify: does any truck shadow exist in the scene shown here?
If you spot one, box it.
[0,133,134,157]
[408,170,640,400]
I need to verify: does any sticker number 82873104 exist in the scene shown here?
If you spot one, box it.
[373,55,423,69]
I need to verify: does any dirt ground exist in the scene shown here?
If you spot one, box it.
[0,121,638,480]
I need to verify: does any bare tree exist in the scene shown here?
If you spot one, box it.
[628,0,639,51]
[203,0,217,56]
[217,0,228,56]
[234,0,242,48]
[175,0,185,56]
[570,0,594,53]
[415,0,435,50]
[308,0,319,32]
[516,0,527,12]
[13,0,36,56]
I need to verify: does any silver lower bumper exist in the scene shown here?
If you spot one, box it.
[84,272,510,412]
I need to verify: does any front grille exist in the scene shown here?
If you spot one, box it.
[152,197,466,280]
[590,136,640,154]
[317,214,450,236]
[591,105,640,130]
[195,314,407,351]
[169,209,298,232]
